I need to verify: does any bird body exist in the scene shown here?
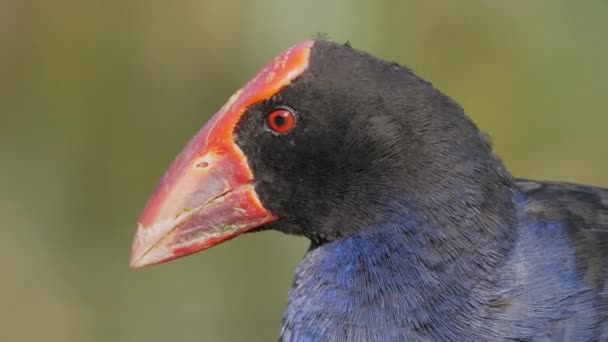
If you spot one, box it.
[282,180,608,341]
[130,39,608,341]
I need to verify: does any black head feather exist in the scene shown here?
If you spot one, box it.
[235,40,516,244]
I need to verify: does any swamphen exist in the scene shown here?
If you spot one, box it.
[130,40,608,341]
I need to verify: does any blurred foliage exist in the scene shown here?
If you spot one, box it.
[1,1,607,341]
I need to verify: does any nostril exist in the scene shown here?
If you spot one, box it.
[196,161,210,169]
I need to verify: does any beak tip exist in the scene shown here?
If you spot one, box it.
[129,246,148,269]
[129,255,155,269]
[129,232,157,269]
[129,228,146,269]
[129,258,144,269]
[129,243,149,269]
[128,248,166,269]
[129,221,178,269]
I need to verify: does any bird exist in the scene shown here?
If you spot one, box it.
[129,39,608,341]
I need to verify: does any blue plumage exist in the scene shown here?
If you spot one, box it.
[281,181,608,341]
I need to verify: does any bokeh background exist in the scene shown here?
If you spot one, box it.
[2,1,607,341]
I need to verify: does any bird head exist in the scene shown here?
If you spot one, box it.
[130,39,513,268]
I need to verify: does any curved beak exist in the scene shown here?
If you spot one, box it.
[129,40,313,268]
[129,100,277,268]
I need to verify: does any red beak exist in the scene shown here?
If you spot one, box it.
[128,124,276,268]
[130,40,313,268]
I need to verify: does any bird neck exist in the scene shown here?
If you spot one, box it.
[282,201,518,339]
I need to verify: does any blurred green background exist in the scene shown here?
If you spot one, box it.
[1,1,607,341]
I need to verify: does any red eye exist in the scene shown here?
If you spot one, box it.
[267,109,295,133]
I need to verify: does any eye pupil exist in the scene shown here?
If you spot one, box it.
[267,109,295,133]
[274,116,285,127]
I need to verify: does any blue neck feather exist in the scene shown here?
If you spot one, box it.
[280,211,515,341]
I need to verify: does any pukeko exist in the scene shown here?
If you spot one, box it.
[131,40,608,341]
